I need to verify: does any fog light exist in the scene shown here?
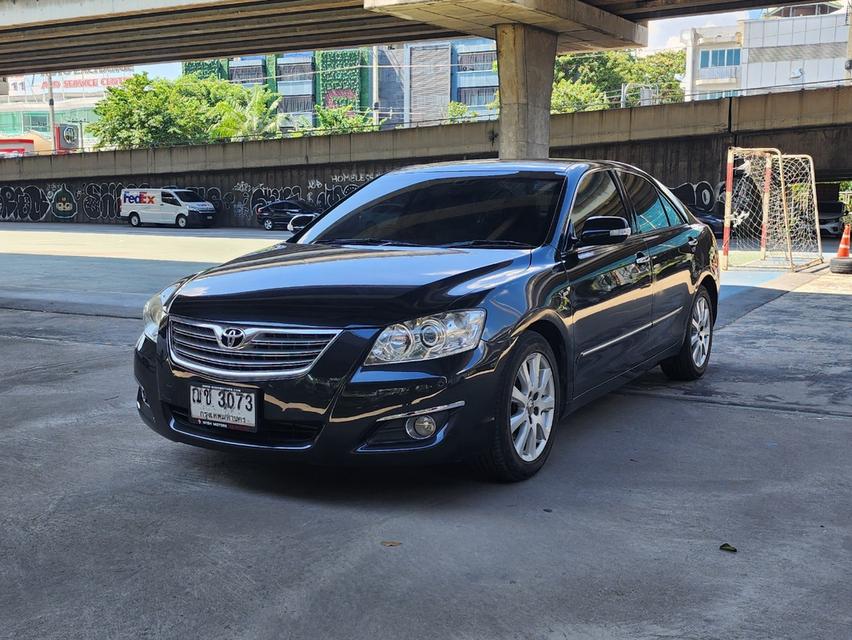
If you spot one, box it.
[405,415,437,440]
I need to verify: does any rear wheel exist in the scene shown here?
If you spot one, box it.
[129,213,141,227]
[176,214,188,229]
[660,286,713,381]
[476,332,560,482]
[263,218,275,231]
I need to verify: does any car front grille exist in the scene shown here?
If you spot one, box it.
[169,316,339,380]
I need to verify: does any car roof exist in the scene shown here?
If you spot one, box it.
[390,158,647,177]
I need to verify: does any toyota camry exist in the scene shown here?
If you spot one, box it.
[134,160,719,481]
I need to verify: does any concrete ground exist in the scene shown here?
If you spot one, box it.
[1,224,851,640]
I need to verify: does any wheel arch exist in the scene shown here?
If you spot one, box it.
[514,311,572,413]
[698,274,718,324]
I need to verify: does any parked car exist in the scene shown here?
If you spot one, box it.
[691,210,724,237]
[134,160,719,481]
[818,201,847,237]
[255,198,319,231]
[119,188,216,228]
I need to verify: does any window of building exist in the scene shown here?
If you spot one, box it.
[458,86,497,107]
[457,51,496,72]
[699,48,741,69]
[280,95,314,113]
[23,113,49,132]
[277,62,312,82]
[229,65,265,84]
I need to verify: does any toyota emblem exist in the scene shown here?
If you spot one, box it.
[220,327,246,349]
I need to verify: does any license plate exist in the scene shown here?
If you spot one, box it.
[190,384,257,432]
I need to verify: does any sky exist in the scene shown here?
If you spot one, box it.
[132,9,766,80]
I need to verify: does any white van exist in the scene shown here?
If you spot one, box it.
[119,188,216,228]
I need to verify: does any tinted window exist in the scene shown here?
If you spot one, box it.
[660,195,686,226]
[618,172,670,233]
[162,192,179,205]
[302,172,565,247]
[173,190,204,203]
[569,171,629,238]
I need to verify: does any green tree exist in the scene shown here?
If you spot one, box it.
[446,101,477,123]
[294,103,382,136]
[88,72,265,149]
[209,85,282,140]
[553,49,685,107]
[550,79,608,113]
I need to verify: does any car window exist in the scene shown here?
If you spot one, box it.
[162,192,179,206]
[569,170,629,239]
[660,194,687,226]
[617,171,671,234]
[173,190,203,203]
[302,172,565,247]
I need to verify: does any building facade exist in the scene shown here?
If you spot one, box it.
[682,3,849,101]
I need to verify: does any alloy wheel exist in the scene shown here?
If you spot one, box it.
[690,296,711,367]
[509,352,556,462]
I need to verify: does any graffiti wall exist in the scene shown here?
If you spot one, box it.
[0,163,396,226]
[0,133,733,227]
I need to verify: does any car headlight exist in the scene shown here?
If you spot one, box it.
[142,282,183,341]
[366,309,486,365]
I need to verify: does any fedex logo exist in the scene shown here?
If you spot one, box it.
[123,192,156,205]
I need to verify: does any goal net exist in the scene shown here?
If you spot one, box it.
[721,147,823,271]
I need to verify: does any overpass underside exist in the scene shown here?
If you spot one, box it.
[2,0,810,159]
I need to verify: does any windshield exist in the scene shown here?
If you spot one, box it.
[299,171,565,248]
[173,190,204,203]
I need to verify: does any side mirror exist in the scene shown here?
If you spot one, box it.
[578,216,632,246]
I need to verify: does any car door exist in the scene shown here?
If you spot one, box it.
[617,171,699,353]
[564,170,654,396]
[161,191,181,224]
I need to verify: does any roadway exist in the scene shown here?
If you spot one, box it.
[1,223,851,639]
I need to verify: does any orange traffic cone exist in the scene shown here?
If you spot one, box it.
[837,224,851,259]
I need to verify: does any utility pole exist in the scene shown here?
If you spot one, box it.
[371,45,380,126]
[47,71,57,153]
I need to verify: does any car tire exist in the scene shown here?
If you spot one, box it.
[129,213,141,227]
[660,286,714,381]
[829,257,852,274]
[476,331,561,482]
[263,219,275,231]
[176,214,188,229]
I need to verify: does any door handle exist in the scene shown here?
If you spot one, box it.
[635,253,651,266]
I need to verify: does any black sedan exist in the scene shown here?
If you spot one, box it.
[255,198,319,231]
[135,160,719,481]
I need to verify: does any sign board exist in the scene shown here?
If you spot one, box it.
[6,67,134,97]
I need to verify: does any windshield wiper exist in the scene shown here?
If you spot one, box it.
[314,238,423,247]
[439,239,534,249]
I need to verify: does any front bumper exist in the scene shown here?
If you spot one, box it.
[134,327,508,464]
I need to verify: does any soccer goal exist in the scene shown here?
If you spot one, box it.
[721,147,823,271]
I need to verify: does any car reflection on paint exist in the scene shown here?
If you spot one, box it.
[134,160,719,481]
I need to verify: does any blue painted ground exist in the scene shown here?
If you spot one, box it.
[719,270,784,301]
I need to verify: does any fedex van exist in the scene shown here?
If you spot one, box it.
[119,188,216,228]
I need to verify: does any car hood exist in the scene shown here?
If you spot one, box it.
[168,242,532,327]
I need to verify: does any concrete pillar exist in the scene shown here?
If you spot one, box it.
[495,23,557,160]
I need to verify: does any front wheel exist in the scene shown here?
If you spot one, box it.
[176,214,188,229]
[476,332,560,482]
[660,286,714,381]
